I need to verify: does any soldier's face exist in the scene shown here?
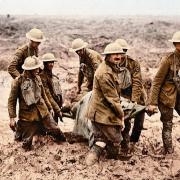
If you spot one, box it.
[174,42,180,51]
[109,53,123,64]
[31,68,39,77]
[46,61,54,71]
[30,41,41,49]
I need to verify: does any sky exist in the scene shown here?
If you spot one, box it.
[0,0,180,16]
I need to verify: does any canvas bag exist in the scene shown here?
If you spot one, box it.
[21,78,41,106]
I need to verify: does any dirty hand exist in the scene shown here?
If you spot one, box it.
[146,105,158,116]
[50,109,55,117]
[9,118,16,132]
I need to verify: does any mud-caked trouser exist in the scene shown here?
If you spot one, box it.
[91,121,122,158]
[158,94,180,153]
[121,111,145,149]
[15,114,65,150]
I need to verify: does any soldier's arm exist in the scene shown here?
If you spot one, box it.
[8,79,19,118]
[98,74,124,118]
[90,53,101,71]
[78,69,84,91]
[41,78,61,114]
[149,57,170,105]
[131,61,143,103]
[8,49,24,79]
[41,84,53,111]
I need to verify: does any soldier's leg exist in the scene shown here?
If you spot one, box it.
[42,114,66,142]
[93,123,122,159]
[103,125,122,159]
[14,120,23,142]
[158,102,173,154]
[130,111,145,142]
[121,119,131,150]
[18,120,39,150]
[86,122,107,166]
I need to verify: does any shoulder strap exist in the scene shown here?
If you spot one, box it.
[173,54,177,78]
[125,55,128,67]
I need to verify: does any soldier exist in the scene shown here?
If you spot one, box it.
[70,38,102,101]
[40,53,63,123]
[148,31,180,155]
[115,38,146,153]
[61,38,102,116]
[8,28,45,79]
[8,56,65,151]
[85,42,125,166]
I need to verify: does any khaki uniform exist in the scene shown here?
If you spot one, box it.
[119,56,146,148]
[149,50,180,152]
[86,60,124,157]
[78,48,102,93]
[40,70,62,123]
[71,48,102,110]
[8,44,38,79]
[8,72,64,149]
[120,55,146,104]
[87,61,124,126]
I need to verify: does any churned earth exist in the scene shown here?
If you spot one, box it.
[0,15,180,180]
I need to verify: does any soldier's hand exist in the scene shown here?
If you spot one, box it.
[121,116,125,131]
[146,105,158,116]
[9,118,16,132]
[50,109,55,117]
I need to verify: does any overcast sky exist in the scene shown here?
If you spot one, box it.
[0,0,180,16]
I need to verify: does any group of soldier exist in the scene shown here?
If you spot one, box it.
[7,28,180,166]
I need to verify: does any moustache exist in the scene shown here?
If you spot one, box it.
[114,58,121,61]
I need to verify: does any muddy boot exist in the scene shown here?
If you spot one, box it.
[53,130,66,142]
[120,142,130,157]
[129,142,136,155]
[22,139,33,151]
[106,142,120,159]
[86,143,105,166]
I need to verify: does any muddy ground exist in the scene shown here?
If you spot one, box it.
[0,15,180,180]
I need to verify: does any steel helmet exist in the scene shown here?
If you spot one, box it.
[22,56,43,70]
[26,28,45,42]
[102,42,125,55]
[115,38,130,49]
[71,38,88,51]
[169,31,180,42]
[41,53,57,62]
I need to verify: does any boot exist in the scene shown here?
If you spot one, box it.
[85,145,103,166]
[129,142,136,155]
[106,142,120,159]
[52,129,66,142]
